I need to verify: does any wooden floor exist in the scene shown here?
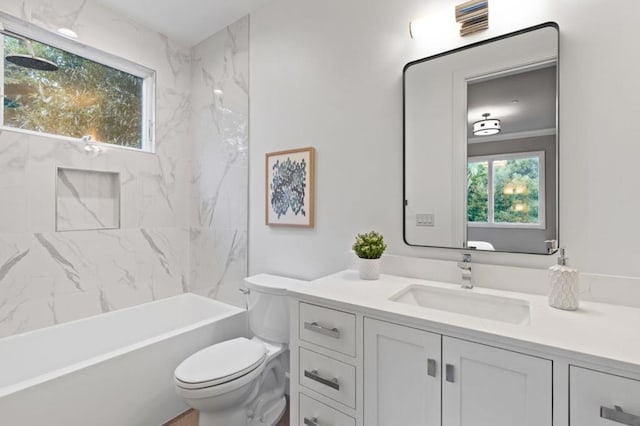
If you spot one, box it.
[165,404,290,426]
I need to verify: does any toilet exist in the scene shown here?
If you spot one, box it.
[174,274,303,426]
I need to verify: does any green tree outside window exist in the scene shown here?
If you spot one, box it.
[3,35,143,148]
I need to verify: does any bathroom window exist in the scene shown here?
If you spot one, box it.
[467,151,545,229]
[0,14,155,152]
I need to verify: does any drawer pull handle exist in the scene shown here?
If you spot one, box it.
[601,405,640,425]
[304,321,340,338]
[304,369,340,390]
[445,364,455,383]
[304,417,321,426]
[427,358,437,377]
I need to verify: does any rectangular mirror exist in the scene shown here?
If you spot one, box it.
[403,23,559,255]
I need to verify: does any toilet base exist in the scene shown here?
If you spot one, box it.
[249,396,286,426]
[197,396,286,426]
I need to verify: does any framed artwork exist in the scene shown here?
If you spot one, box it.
[265,147,315,227]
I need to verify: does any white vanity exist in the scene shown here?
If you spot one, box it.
[288,270,640,426]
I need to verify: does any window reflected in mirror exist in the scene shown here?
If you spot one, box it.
[467,152,543,227]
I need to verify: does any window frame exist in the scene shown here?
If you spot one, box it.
[0,12,156,153]
[467,150,546,230]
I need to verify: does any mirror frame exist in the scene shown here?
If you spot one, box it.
[402,22,560,255]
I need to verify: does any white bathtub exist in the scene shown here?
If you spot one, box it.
[0,293,247,425]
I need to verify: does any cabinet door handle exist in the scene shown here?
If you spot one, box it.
[304,417,321,426]
[601,405,640,425]
[304,321,341,338]
[427,358,437,377]
[304,369,340,390]
[445,364,455,383]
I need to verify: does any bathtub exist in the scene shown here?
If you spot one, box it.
[0,293,247,425]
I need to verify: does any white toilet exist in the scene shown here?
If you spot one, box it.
[174,274,303,426]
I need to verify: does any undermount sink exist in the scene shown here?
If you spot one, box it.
[389,284,530,325]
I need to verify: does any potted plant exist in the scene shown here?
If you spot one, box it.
[352,231,387,280]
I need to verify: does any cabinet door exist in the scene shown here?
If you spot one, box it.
[442,336,552,426]
[364,318,441,426]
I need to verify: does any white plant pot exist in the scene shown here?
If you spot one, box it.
[358,258,381,280]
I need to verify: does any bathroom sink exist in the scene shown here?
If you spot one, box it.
[389,284,530,325]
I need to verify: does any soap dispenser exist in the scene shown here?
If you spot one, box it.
[548,248,579,311]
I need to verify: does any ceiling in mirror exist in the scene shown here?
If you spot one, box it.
[467,65,557,140]
[403,23,559,255]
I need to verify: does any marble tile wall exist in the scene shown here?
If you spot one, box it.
[0,0,248,338]
[56,168,120,231]
[189,17,249,308]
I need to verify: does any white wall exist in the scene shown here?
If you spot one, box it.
[249,0,640,280]
[404,55,456,248]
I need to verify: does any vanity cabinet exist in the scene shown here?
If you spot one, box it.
[292,302,360,426]
[287,268,640,426]
[290,295,640,426]
[299,347,356,408]
[363,318,441,426]
[570,366,640,426]
[363,318,552,426]
[442,336,552,426]
[299,302,356,357]
[300,394,355,426]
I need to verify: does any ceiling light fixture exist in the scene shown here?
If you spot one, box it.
[57,28,78,39]
[473,113,501,136]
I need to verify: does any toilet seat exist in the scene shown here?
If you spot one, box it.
[175,338,266,390]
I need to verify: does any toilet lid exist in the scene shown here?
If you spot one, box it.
[175,337,266,388]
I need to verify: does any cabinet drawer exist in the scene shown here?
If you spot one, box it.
[299,393,355,426]
[299,302,356,356]
[570,366,640,426]
[299,347,356,408]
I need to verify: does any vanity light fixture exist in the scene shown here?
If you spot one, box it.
[409,17,428,39]
[473,113,501,136]
[455,0,489,36]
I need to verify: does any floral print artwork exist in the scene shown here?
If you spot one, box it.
[270,157,307,219]
[266,147,314,227]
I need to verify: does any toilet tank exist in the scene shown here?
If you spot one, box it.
[244,274,307,344]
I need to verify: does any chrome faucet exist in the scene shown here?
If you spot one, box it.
[457,253,473,289]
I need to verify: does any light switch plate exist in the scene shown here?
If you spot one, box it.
[416,213,435,227]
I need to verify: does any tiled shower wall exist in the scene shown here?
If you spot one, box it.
[189,18,249,308]
[0,0,249,337]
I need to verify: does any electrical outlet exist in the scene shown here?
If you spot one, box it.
[416,213,435,227]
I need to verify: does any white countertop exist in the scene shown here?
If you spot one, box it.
[288,270,640,371]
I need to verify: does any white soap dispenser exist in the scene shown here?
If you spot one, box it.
[548,248,579,311]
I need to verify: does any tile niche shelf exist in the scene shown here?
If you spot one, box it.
[56,167,121,232]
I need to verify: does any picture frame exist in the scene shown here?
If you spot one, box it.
[265,147,315,227]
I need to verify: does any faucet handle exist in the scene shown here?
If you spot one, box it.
[457,253,472,270]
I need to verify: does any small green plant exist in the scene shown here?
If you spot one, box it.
[352,231,387,259]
